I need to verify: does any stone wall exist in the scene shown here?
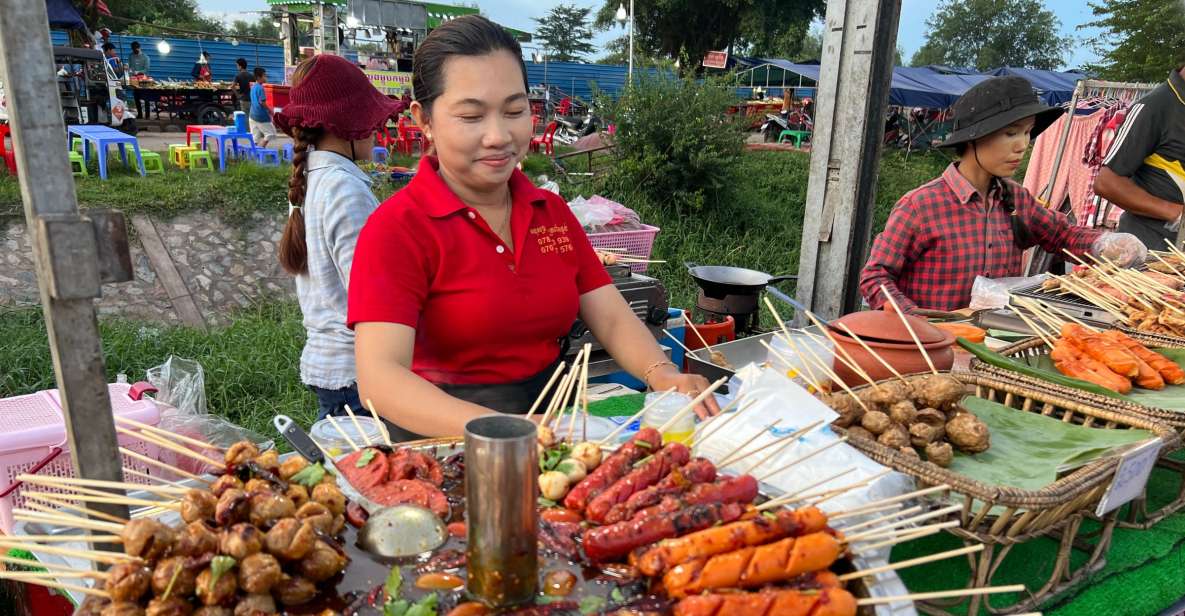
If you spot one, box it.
[0,212,295,326]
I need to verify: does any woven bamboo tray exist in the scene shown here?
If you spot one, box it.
[836,372,1177,615]
[969,335,1185,529]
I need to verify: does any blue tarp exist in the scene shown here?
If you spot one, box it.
[46,0,86,32]
[988,67,1084,105]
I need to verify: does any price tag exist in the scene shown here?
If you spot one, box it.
[1095,439,1162,517]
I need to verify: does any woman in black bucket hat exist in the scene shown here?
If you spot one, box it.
[859,75,1147,312]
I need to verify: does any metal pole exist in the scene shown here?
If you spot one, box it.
[0,0,130,531]
[795,0,902,319]
[627,0,634,84]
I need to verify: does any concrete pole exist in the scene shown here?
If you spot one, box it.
[794,0,902,319]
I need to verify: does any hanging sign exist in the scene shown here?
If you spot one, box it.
[363,70,412,96]
[703,50,728,69]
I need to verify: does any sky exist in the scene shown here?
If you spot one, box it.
[197,0,1102,69]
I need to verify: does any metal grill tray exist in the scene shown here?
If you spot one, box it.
[1010,282,1119,326]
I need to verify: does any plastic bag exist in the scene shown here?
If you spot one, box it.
[568,195,616,229]
[145,356,273,475]
[968,274,1048,310]
[536,175,561,196]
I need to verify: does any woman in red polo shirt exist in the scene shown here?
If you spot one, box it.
[348,16,716,439]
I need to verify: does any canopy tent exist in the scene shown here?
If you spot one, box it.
[45,0,87,32]
[988,67,1083,105]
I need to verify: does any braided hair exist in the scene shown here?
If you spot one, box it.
[277,58,322,276]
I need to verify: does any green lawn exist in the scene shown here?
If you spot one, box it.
[0,147,952,438]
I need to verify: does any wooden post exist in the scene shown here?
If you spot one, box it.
[0,0,130,529]
[794,0,902,319]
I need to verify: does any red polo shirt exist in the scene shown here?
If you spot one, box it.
[348,157,612,385]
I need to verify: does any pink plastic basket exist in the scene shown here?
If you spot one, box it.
[587,224,661,273]
[0,383,163,532]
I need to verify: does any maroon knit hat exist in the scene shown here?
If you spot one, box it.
[273,54,404,140]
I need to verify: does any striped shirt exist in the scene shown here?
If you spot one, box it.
[296,149,379,389]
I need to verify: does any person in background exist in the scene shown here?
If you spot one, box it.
[273,55,401,420]
[860,76,1147,312]
[249,67,277,148]
[101,42,123,79]
[191,51,212,82]
[1093,66,1185,249]
[126,41,150,75]
[233,58,253,114]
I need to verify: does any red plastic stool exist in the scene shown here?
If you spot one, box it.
[682,312,736,370]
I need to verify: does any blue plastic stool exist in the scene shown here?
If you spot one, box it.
[372,146,389,163]
[252,147,280,166]
[281,142,294,162]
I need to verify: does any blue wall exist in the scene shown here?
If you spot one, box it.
[525,60,664,100]
[51,31,285,83]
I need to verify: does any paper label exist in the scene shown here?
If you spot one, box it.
[1095,439,1162,516]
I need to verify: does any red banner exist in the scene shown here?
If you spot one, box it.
[703,51,728,69]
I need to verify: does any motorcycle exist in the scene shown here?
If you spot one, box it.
[553,104,600,146]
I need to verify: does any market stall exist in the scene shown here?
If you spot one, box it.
[130,79,240,126]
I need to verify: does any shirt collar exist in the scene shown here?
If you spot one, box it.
[1169,69,1185,106]
[942,163,980,205]
[409,156,551,218]
[306,149,373,186]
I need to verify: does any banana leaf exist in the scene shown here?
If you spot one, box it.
[957,338,1123,399]
[1023,349,1185,412]
[949,397,1154,491]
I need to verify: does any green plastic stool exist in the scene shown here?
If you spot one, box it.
[186,149,214,172]
[778,129,811,147]
[141,151,164,175]
[70,136,85,155]
[67,150,87,177]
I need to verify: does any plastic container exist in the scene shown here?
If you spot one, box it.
[262,83,291,111]
[0,383,162,532]
[640,391,695,445]
[310,416,387,457]
[766,331,834,392]
[232,110,248,133]
[587,224,661,273]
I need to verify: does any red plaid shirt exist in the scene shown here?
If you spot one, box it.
[860,164,1102,311]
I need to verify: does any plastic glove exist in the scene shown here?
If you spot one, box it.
[1091,232,1148,268]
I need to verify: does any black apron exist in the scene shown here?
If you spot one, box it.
[382,334,574,442]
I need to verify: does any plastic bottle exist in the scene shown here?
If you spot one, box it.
[640,391,695,445]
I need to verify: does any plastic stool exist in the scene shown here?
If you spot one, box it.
[186,150,214,172]
[70,136,85,155]
[281,142,294,162]
[171,145,196,167]
[67,150,87,177]
[140,151,164,175]
[252,147,280,166]
[372,146,389,163]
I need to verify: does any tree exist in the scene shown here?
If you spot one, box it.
[229,16,281,41]
[1083,0,1185,82]
[909,0,1071,70]
[596,34,671,68]
[88,0,227,37]
[593,0,824,73]
[533,4,597,62]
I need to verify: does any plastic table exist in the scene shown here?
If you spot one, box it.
[201,127,256,173]
[186,124,222,147]
[67,125,145,180]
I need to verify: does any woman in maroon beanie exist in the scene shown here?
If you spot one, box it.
[273,55,403,420]
[348,15,718,439]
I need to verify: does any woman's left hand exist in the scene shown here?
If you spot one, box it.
[647,366,722,419]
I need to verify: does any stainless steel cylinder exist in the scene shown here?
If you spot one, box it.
[464,415,538,607]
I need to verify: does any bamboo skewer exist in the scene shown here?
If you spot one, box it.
[0,554,108,573]
[690,398,753,448]
[16,474,187,496]
[596,388,676,446]
[657,377,729,434]
[342,404,371,447]
[364,398,395,448]
[830,500,905,522]
[21,490,180,511]
[120,447,211,485]
[725,420,827,470]
[2,534,122,545]
[0,574,108,597]
[777,336,870,412]
[843,504,963,543]
[122,468,189,491]
[1150,251,1185,281]
[582,343,592,443]
[2,569,107,580]
[525,363,567,421]
[831,484,951,518]
[834,505,923,533]
[854,523,951,553]
[663,329,698,358]
[839,544,984,581]
[807,469,893,506]
[755,436,848,480]
[686,321,716,356]
[567,344,592,444]
[0,540,133,565]
[856,585,1027,606]
[755,467,857,511]
[716,420,785,468]
[539,366,574,429]
[1008,306,1057,348]
[114,416,225,452]
[881,285,938,375]
[762,338,843,403]
[114,426,226,472]
[325,415,360,453]
[549,347,586,429]
[20,498,128,526]
[834,322,911,385]
[848,520,961,544]
[798,326,883,393]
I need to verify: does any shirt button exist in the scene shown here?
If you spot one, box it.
[467,211,476,220]
[496,245,505,254]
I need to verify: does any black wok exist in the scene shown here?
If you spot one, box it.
[685,262,797,298]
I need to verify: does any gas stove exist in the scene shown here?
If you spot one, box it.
[695,290,762,335]
[564,264,670,358]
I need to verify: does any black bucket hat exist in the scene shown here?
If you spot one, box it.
[939,75,1063,149]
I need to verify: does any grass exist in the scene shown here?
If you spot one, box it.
[0,146,952,438]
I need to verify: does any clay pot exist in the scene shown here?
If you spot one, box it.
[829,310,955,385]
